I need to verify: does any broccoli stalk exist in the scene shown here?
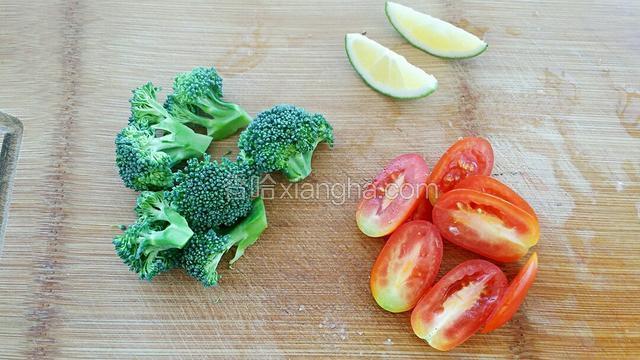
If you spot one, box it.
[222,197,269,264]
[152,118,212,165]
[130,83,212,163]
[238,104,334,182]
[114,192,194,281]
[134,191,194,243]
[282,138,327,182]
[167,67,252,140]
[181,197,268,287]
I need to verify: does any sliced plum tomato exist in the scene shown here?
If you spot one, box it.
[426,137,494,200]
[482,252,538,333]
[411,259,507,351]
[455,175,537,219]
[370,221,443,313]
[409,198,433,222]
[357,154,429,237]
[432,189,540,262]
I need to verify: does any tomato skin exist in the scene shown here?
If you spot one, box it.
[432,189,540,263]
[356,154,430,237]
[482,252,538,333]
[411,259,507,351]
[427,137,494,196]
[370,221,443,313]
[455,175,537,219]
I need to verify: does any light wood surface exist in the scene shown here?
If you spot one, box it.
[1,0,639,358]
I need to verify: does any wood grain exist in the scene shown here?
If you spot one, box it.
[0,0,639,358]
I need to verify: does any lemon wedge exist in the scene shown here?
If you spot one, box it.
[385,1,488,59]
[345,33,437,99]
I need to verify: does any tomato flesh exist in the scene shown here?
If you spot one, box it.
[357,154,429,237]
[411,259,507,351]
[455,175,537,219]
[482,252,538,333]
[370,221,443,313]
[432,189,540,262]
[427,137,494,197]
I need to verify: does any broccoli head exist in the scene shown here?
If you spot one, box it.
[181,197,268,287]
[169,154,259,232]
[115,119,212,191]
[115,124,173,191]
[113,191,194,281]
[166,66,252,140]
[129,82,172,125]
[238,104,334,182]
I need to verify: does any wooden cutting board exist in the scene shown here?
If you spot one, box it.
[1,0,638,358]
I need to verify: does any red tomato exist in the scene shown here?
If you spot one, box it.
[409,198,432,222]
[482,252,538,333]
[408,183,437,222]
[370,221,443,313]
[432,189,540,262]
[357,154,429,237]
[411,259,507,351]
[427,137,494,198]
[455,175,537,219]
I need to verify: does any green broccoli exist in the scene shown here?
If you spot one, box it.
[129,82,172,125]
[169,154,259,232]
[113,191,194,281]
[117,82,213,191]
[181,197,268,287]
[238,104,334,182]
[115,120,212,191]
[165,67,252,140]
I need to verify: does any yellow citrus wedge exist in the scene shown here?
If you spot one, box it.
[385,1,488,59]
[345,33,438,99]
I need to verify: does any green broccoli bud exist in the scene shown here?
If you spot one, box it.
[115,124,173,191]
[118,81,213,191]
[167,67,252,140]
[115,119,212,191]
[113,191,194,281]
[169,154,259,232]
[129,82,171,126]
[181,197,268,287]
[238,104,334,182]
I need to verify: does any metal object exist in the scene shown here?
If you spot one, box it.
[0,111,22,255]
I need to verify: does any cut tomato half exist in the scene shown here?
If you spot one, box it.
[455,175,537,219]
[482,252,538,333]
[411,259,507,351]
[370,221,443,313]
[409,197,433,222]
[356,154,429,237]
[432,189,539,262]
[427,137,494,200]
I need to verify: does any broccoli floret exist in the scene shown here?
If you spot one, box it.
[181,197,268,287]
[113,191,194,281]
[128,81,214,162]
[115,119,212,191]
[117,82,213,191]
[115,124,173,191]
[238,104,334,182]
[166,67,252,140]
[129,82,171,125]
[169,154,259,232]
